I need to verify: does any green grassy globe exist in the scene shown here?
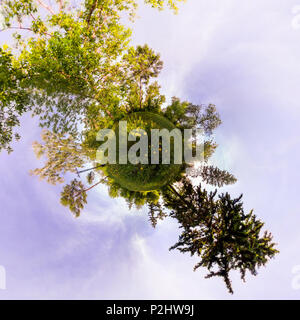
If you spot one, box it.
[102,112,184,191]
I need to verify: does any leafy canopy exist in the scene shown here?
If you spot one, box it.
[0,0,185,152]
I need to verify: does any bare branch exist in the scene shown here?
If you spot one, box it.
[0,26,52,37]
[36,0,55,15]
[58,0,63,11]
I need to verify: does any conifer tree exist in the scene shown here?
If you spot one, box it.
[159,179,278,293]
[188,165,237,187]
[148,201,167,228]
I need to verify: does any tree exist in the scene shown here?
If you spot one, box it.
[156,179,278,294]
[188,165,237,187]
[0,0,183,153]
[31,128,108,216]
[30,129,91,184]
[163,97,222,134]
[122,45,164,110]
[148,201,167,227]
[60,177,105,217]
[60,179,88,217]
[0,47,30,153]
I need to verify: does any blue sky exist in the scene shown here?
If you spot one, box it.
[1,0,300,299]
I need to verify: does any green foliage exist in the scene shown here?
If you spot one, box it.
[103,177,161,209]
[0,0,180,152]
[123,45,163,85]
[0,47,30,153]
[161,179,278,294]
[148,201,167,227]
[189,165,237,187]
[30,129,90,184]
[86,170,95,185]
[120,45,165,113]
[60,178,87,217]
[163,97,222,134]
[102,112,185,191]
[144,0,186,12]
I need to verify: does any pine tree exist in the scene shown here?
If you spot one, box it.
[160,179,278,293]
[148,201,167,228]
[188,165,237,187]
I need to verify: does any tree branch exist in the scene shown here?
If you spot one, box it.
[1,26,52,37]
[83,180,102,193]
[86,0,98,25]
[36,0,55,15]
[168,184,191,208]
[58,0,63,11]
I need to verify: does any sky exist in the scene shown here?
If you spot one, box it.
[1,0,300,299]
